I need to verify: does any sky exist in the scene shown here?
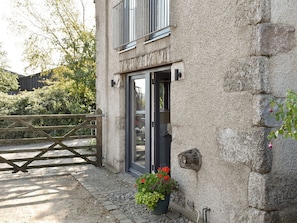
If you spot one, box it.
[0,1,24,74]
[0,0,95,76]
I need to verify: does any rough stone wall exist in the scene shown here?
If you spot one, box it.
[218,0,297,222]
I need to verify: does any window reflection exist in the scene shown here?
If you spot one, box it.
[155,0,170,31]
[133,79,146,166]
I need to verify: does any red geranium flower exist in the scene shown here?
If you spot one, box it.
[163,175,170,181]
[140,178,146,183]
[161,166,170,174]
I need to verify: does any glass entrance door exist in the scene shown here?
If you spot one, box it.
[127,74,151,175]
[126,69,171,176]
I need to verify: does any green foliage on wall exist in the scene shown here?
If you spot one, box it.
[268,90,297,141]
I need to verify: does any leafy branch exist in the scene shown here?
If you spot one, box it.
[268,90,297,141]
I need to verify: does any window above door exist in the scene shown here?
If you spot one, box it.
[113,0,171,50]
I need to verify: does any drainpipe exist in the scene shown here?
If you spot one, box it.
[202,207,211,223]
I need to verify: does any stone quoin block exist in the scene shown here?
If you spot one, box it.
[235,0,271,27]
[248,207,279,223]
[218,128,272,173]
[223,56,270,94]
[251,23,295,56]
[248,172,297,210]
[248,172,269,210]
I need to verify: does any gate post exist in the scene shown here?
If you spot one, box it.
[95,108,103,167]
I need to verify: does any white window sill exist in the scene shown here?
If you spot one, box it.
[144,32,170,45]
[118,45,136,54]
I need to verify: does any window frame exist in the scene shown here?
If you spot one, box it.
[149,0,170,40]
[123,0,136,49]
[114,0,171,50]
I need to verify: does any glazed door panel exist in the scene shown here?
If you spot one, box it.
[127,74,151,175]
[126,69,171,176]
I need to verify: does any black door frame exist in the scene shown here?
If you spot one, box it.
[153,71,171,172]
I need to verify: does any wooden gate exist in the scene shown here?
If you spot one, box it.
[0,113,102,173]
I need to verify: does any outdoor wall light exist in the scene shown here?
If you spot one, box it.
[175,69,182,81]
[178,148,202,171]
[111,79,116,87]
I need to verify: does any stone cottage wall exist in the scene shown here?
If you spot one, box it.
[95,0,297,222]
[219,0,297,222]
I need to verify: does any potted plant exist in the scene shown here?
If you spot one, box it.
[134,166,178,215]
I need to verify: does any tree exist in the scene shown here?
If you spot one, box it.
[0,42,9,68]
[0,70,19,93]
[0,43,19,93]
[10,0,96,111]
